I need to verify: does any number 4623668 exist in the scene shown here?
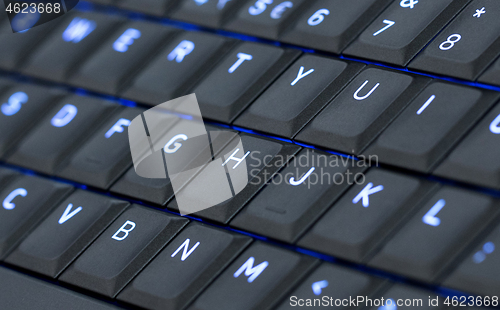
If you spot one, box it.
[5,2,61,14]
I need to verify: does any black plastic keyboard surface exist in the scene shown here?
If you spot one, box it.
[1,0,500,309]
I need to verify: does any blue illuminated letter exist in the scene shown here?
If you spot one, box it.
[228,53,253,73]
[422,199,445,227]
[105,118,131,138]
[113,28,141,53]
[248,0,273,16]
[51,104,78,127]
[473,241,495,264]
[352,182,384,208]
[167,40,195,63]
[194,0,208,4]
[3,188,27,210]
[1,92,28,116]
[62,17,96,43]
[490,114,500,134]
[233,257,268,283]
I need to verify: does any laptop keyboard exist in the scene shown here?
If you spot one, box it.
[1,0,500,309]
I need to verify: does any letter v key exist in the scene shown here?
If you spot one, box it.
[59,203,83,224]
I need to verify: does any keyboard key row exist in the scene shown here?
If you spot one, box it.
[0,167,499,308]
[2,55,500,186]
[80,0,500,85]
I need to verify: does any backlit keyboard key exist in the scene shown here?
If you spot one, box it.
[5,191,128,277]
[69,21,177,95]
[298,169,437,263]
[369,187,499,282]
[189,42,300,123]
[344,0,470,66]
[118,222,251,310]
[21,12,125,83]
[0,19,60,71]
[6,96,117,175]
[295,67,430,155]
[234,55,364,138]
[365,82,500,173]
[168,134,301,223]
[280,0,392,54]
[435,103,500,190]
[443,222,500,296]
[59,205,188,298]
[224,0,308,40]
[0,175,73,260]
[0,84,65,159]
[231,149,366,243]
[276,263,386,310]
[111,123,233,206]
[121,31,235,105]
[56,107,144,189]
[409,0,500,80]
[189,242,318,310]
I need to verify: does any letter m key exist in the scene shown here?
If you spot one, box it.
[233,257,269,283]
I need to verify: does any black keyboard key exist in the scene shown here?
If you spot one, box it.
[111,122,232,206]
[171,0,246,29]
[295,67,430,155]
[168,134,301,224]
[69,21,176,95]
[56,107,144,189]
[0,267,121,310]
[0,175,73,260]
[344,0,470,67]
[189,242,317,310]
[0,84,64,158]
[111,166,174,206]
[0,167,19,187]
[276,263,386,310]
[298,169,437,263]
[224,0,307,40]
[409,0,500,80]
[118,222,252,310]
[231,149,365,243]
[280,0,392,54]
[365,82,500,173]
[121,31,235,105]
[443,222,500,296]
[5,191,128,277]
[20,12,125,83]
[478,56,500,86]
[7,96,117,175]
[368,284,447,310]
[369,187,499,282]
[190,42,300,123]
[234,55,365,138]
[59,205,188,297]
[115,0,178,16]
[0,19,61,71]
[435,103,500,189]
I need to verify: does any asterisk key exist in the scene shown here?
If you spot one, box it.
[474,7,486,18]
